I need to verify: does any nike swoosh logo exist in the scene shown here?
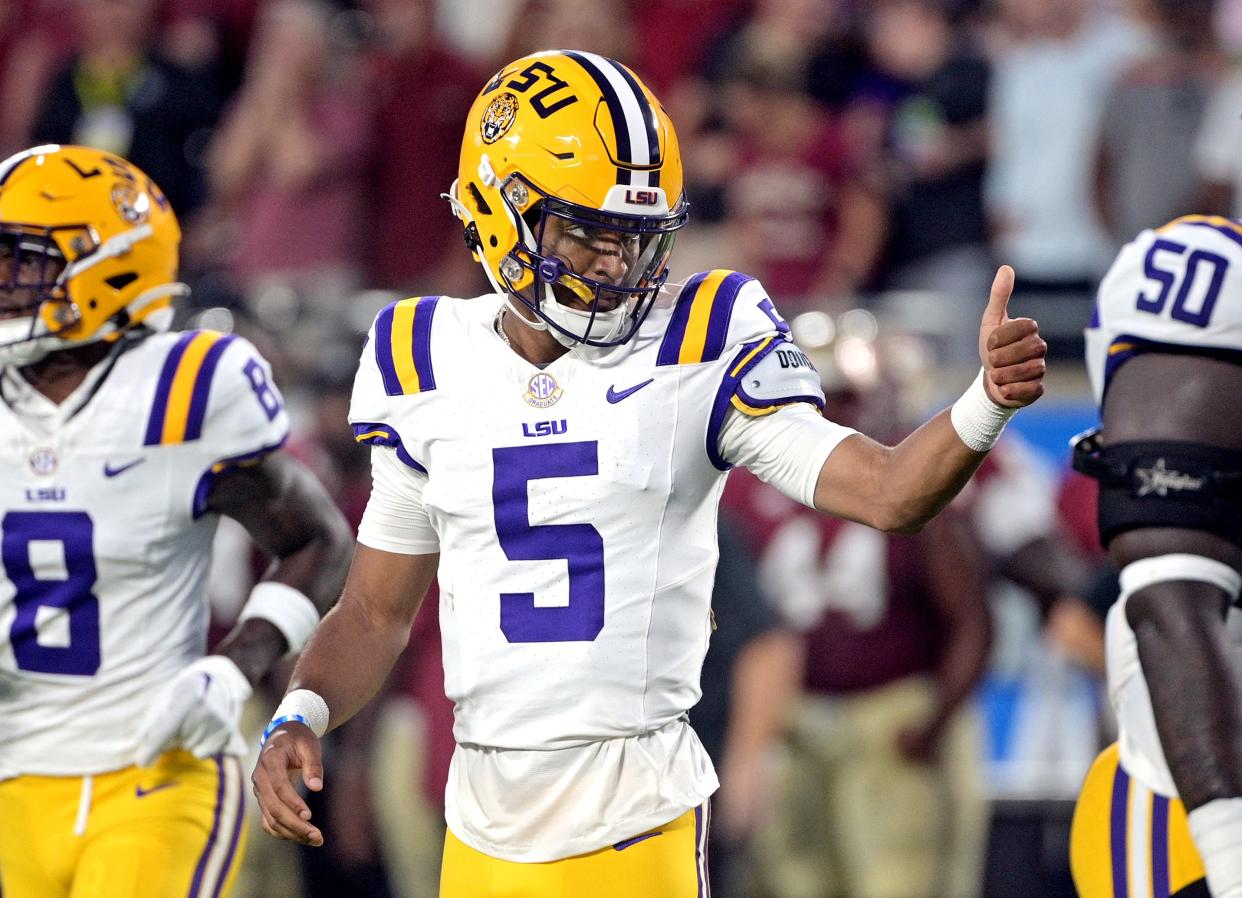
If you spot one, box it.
[606,379,654,404]
[103,458,145,478]
[135,781,178,798]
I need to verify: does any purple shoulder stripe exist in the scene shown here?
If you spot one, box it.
[183,334,237,441]
[657,271,710,366]
[144,331,197,445]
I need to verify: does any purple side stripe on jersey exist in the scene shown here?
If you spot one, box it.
[188,756,227,898]
[657,271,710,366]
[191,435,290,518]
[1151,795,1170,898]
[183,334,237,442]
[410,296,441,392]
[700,271,750,363]
[1110,763,1130,898]
[144,331,197,445]
[211,758,246,898]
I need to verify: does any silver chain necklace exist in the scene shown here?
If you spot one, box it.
[495,308,513,348]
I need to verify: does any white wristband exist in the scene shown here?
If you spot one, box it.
[950,368,1017,452]
[237,582,320,656]
[270,689,331,738]
[1189,797,1242,897]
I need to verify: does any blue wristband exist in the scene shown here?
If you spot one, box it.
[260,713,310,747]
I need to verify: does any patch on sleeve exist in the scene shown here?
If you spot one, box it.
[374,296,441,396]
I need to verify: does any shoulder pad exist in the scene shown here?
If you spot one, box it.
[144,329,241,446]
[1154,214,1242,250]
[372,296,442,396]
[656,270,779,365]
[704,335,825,470]
[730,339,825,416]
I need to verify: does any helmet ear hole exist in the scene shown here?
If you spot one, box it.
[105,272,138,291]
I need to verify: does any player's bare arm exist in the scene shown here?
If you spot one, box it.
[206,452,354,683]
[251,545,438,847]
[1105,354,1242,811]
[813,265,1046,532]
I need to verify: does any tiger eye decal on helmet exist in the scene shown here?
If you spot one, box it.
[450,50,688,348]
[0,144,186,366]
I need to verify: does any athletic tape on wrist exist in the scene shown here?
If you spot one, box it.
[237,582,320,656]
[950,368,1017,452]
[1189,798,1242,898]
[268,689,330,740]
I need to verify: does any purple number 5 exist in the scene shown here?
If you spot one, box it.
[492,442,605,642]
[3,511,101,675]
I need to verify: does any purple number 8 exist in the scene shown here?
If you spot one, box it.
[492,442,605,642]
[3,511,101,676]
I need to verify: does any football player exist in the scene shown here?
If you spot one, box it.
[1071,215,1242,898]
[0,145,352,898]
[252,51,1047,897]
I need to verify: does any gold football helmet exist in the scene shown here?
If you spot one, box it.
[449,50,689,347]
[0,144,186,366]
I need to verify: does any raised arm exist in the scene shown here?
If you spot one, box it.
[813,266,1046,532]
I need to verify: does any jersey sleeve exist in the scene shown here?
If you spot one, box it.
[347,299,439,474]
[143,331,290,518]
[659,273,828,470]
[357,446,439,555]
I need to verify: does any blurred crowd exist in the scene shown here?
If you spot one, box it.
[4,0,1241,895]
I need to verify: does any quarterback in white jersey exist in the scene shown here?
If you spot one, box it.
[253,50,1048,898]
[1072,216,1242,898]
[0,146,351,898]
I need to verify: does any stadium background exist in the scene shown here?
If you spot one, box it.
[1,0,1236,894]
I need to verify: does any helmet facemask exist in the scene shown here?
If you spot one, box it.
[496,174,687,348]
[0,227,81,366]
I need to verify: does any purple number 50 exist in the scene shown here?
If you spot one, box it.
[3,511,101,675]
[492,442,605,642]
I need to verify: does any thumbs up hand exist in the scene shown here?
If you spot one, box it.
[979,265,1046,408]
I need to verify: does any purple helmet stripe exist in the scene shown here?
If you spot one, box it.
[144,331,197,445]
[606,58,662,187]
[184,334,237,442]
[562,51,635,185]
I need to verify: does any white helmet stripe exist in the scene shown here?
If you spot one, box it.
[566,51,654,188]
[0,145,60,187]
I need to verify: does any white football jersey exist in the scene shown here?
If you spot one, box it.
[0,330,289,779]
[1087,215,1242,404]
[1090,216,1242,797]
[349,270,837,860]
